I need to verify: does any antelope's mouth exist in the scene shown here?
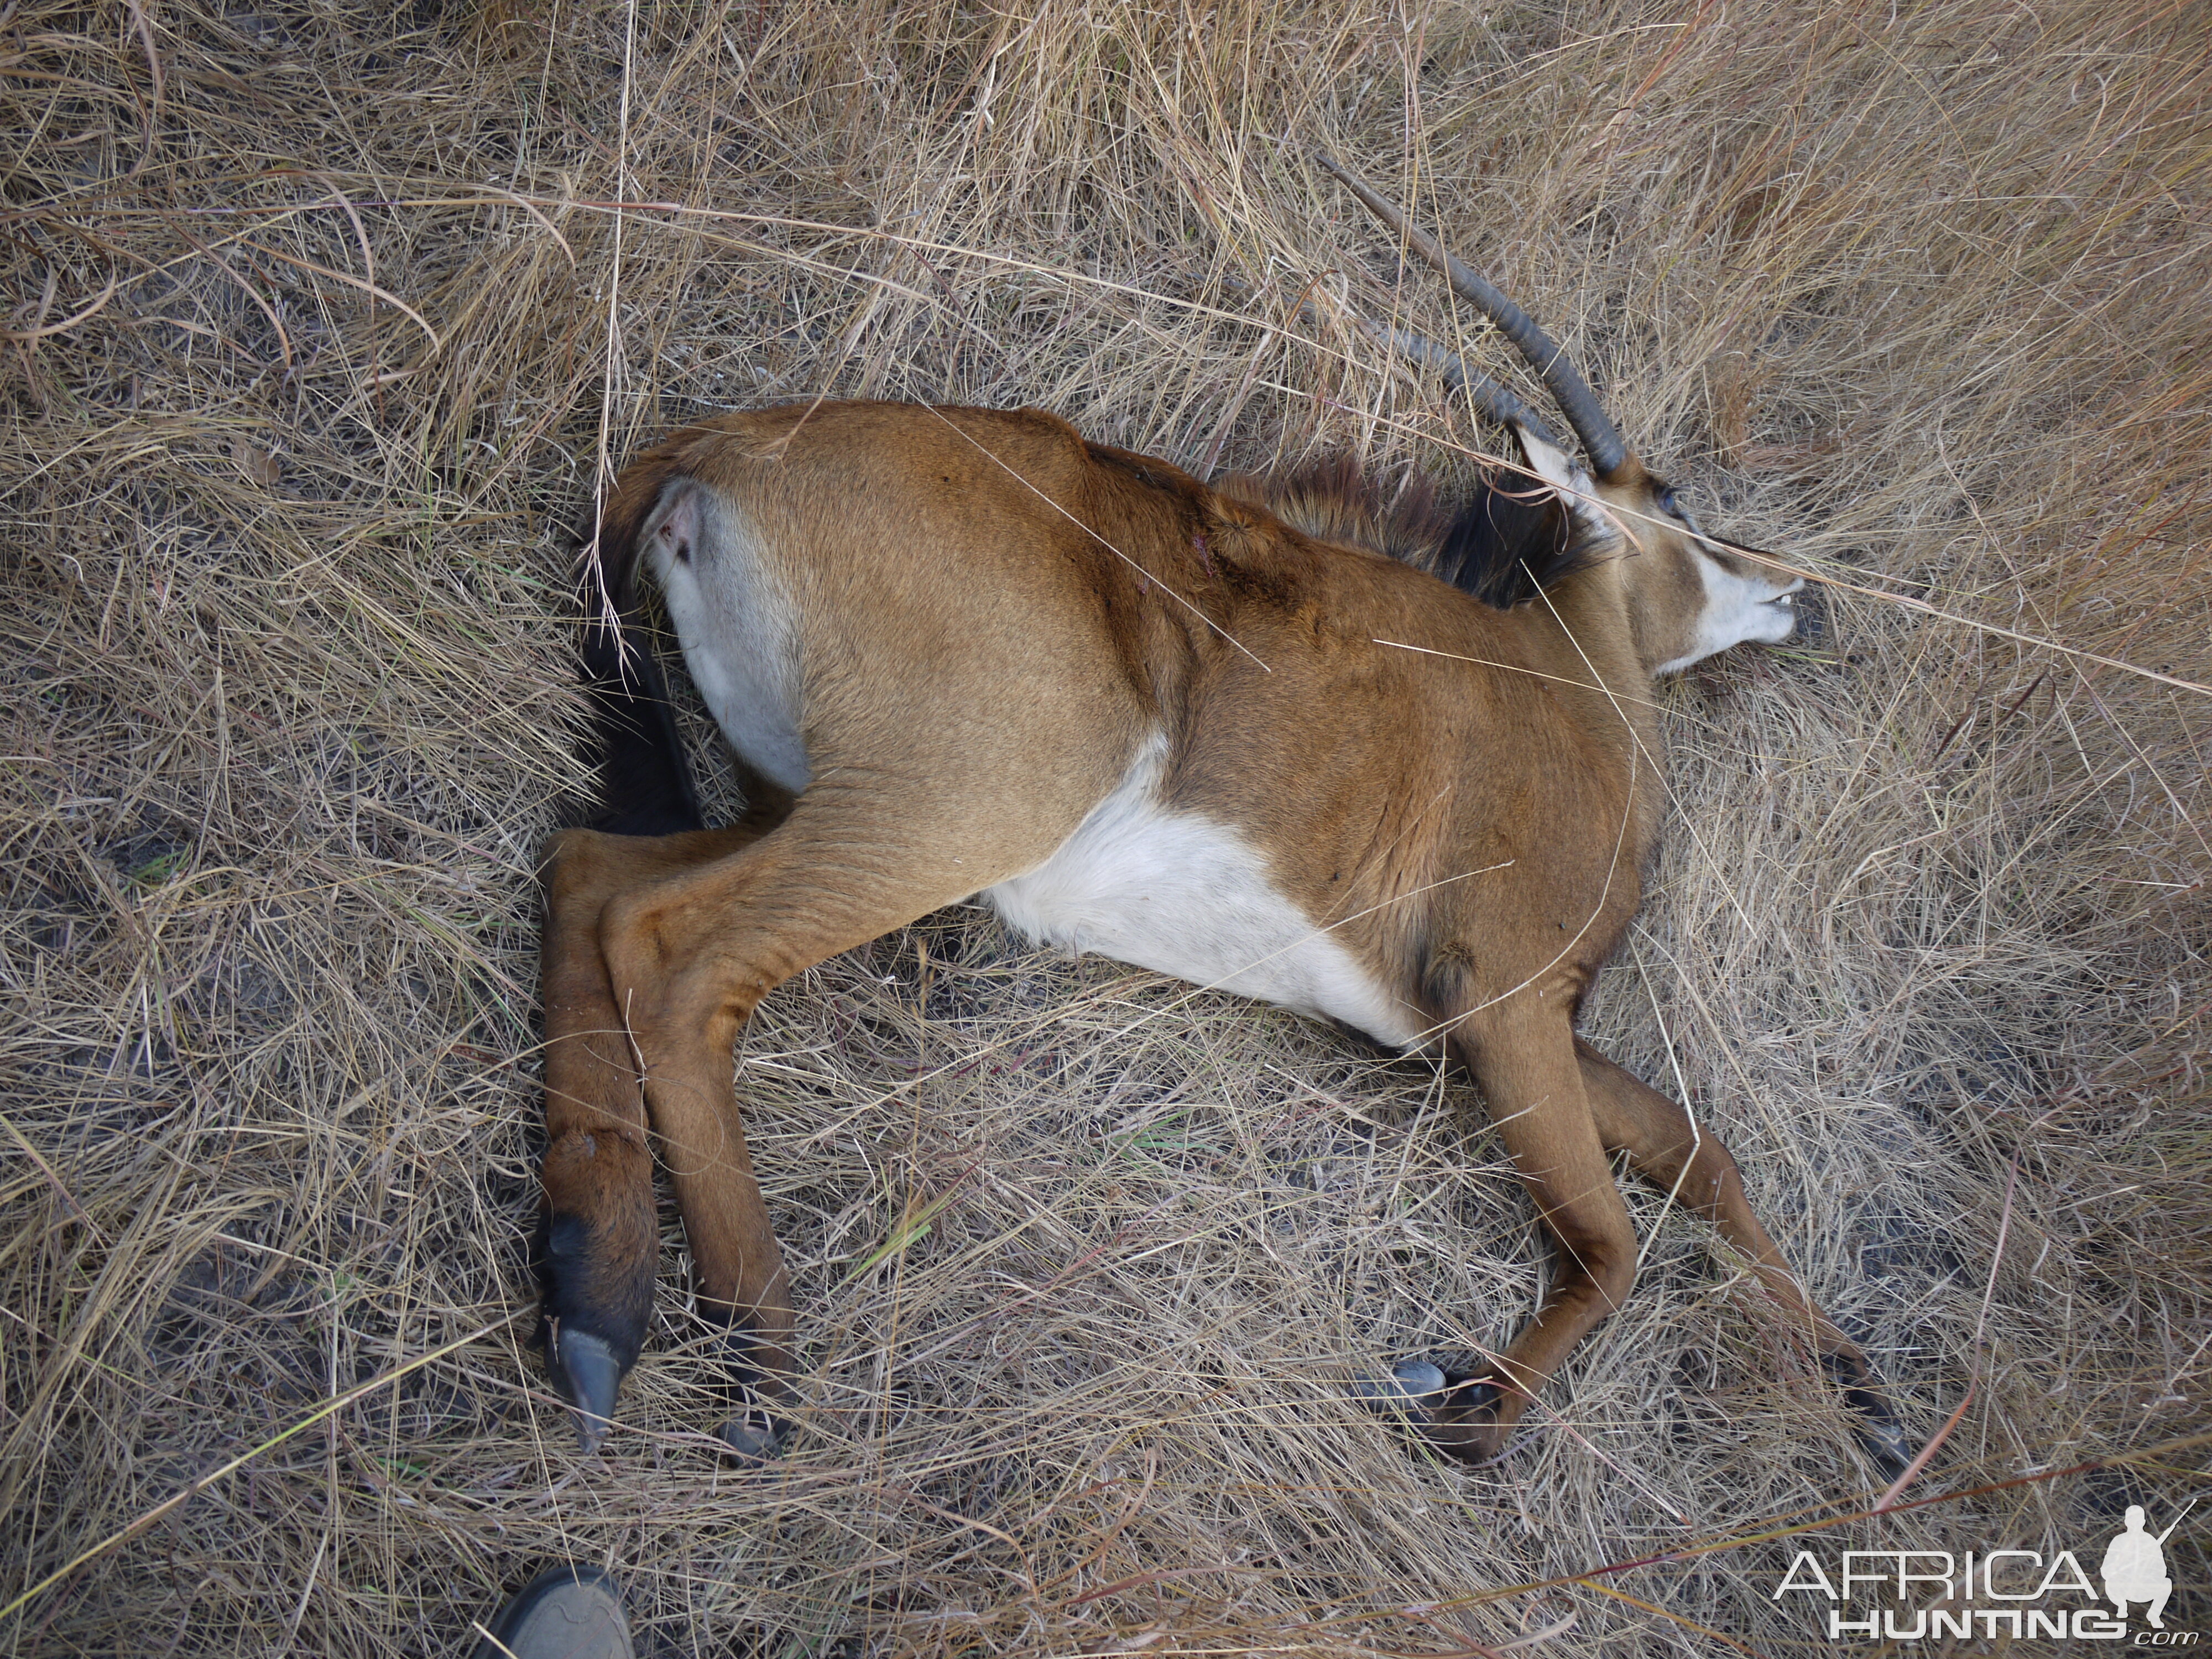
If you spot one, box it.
[1759,584,1805,641]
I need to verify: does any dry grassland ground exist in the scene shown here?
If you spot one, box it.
[4,1,2210,1654]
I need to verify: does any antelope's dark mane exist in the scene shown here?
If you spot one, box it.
[1222,454,1592,611]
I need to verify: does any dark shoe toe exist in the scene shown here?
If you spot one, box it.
[476,1564,630,1659]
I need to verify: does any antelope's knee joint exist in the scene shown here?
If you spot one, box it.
[598,890,670,983]
[1589,1245,1638,1308]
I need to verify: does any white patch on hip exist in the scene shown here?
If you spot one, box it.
[984,735,1423,1047]
[642,481,811,795]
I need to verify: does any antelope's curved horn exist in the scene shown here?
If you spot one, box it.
[1218,270,1563,449]
[1318,153,1632,481]
[1368,322,1566,453]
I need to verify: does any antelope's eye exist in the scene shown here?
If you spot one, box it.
[1655,484,1681,518]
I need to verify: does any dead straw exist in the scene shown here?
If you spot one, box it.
[3,0,2206,1653]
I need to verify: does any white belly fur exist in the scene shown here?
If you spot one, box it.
[985,735,1423,1047]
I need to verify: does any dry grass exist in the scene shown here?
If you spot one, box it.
[4,0,2209,1653]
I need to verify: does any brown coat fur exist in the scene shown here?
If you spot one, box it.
[535,400,1903,1473]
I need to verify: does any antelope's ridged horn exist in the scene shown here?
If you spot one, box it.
[1364,322,1564,452]
[1224,272,1565,447]
[1317,153,1632,481]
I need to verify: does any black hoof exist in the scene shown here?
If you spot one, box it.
[534,1208,651,1455]
[1436,1373,1503,1418]
[1360,1361,1510,1464]
[1355,1359,1448,1417]
[1398,1371,1510,1465]
[1823,1354,1914,1482]
[706,1317,795,1464]
[1851,1396,1914,1483]
[717,1408,790,1465]
[551,1328,625,1453]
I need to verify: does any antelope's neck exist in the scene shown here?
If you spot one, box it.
[1538,567,1672,855]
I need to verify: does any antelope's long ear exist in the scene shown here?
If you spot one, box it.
[1512,422,1612,544]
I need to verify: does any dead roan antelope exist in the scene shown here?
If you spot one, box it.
[534,159,1912,1477]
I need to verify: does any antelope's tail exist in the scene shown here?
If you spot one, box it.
[575,457,704,836]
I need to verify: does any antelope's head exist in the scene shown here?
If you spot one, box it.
[1514,426,1801,677]
[1319,155,1804,679]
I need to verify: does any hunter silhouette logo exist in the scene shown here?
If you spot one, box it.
[2103,1503,2190,1630]
[1772,1500,2197,1643]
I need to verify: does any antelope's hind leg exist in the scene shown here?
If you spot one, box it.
[587,793,1088,1457]
[537,825,761,1452]
[1574,1040,1914,1479]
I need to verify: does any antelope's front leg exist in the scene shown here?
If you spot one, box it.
[1574,1039,1913,1479]
[536,826,760,1451]
[1421,1000,1638,1463]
